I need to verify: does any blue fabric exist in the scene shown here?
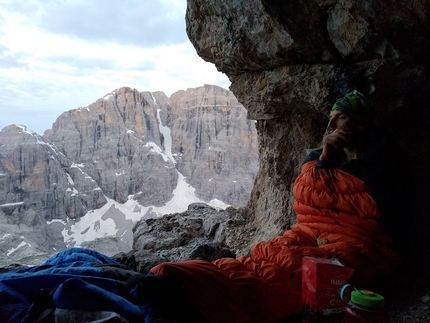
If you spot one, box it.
[50,278,146,322]
[43,247,118,266]
[0,248,149,323]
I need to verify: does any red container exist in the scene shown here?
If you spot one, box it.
[340,284,391,323]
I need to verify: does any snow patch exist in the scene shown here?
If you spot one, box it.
[145,142,170,162]
[78,105,90,112]
[7,240,29,256]
[44,99,231,251]
[208,198,230,209]
[47,219,66,225]
[71,163,85,168]
[150,92,157,105]
[0,202,24,207]
[62,205,118,247]
[0,233,12,240]
[156,108,175,164]
[15,124,34,136]
[152,172,208,216]
[15,125,60,153]
[66,187,79,196]
[70,163,94,181]
[103,93,114,100]
[58,170,229,248]
[66,174,74,186]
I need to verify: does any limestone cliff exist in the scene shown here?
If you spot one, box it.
[44,87,178,208]
[0,85,258,265]
[0,125,106,222]
[186,0,430,246]
[44,85,258,208]
[165,85,258,206]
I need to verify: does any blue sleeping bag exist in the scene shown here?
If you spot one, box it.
[0,248,206,322]
[0,248,149,322]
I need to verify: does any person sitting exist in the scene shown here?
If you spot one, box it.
[149,90,414,322]
[304,90,414,258]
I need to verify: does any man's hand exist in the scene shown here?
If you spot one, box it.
[319,129,351,161]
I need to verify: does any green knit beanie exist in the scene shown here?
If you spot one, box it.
[331,90,373,123]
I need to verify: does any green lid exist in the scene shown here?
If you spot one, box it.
[351,290,385,308]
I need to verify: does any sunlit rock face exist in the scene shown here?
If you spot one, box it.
[0,85,258,265]
[44,87,178,207]
[166,85,258,206]
[0,125,106,222]
[44,85,258,208]
[186,0,430,245]
[0,125,107,265]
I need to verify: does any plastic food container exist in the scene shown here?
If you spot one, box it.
[339,284,391,323]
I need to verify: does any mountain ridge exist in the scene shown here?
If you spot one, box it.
[0,84,258,266]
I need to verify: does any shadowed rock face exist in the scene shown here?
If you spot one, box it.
[129,203,255,273]
[186,0,430,245]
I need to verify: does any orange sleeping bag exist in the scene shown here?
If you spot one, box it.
[151,161,400,323]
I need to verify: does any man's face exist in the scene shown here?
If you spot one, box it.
[327,110,363,134]
[327,110,365,147]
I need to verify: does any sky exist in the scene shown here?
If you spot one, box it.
[0,0,231,135]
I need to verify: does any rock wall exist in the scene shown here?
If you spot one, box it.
[44,87,178,208]
[0,85,258,264]
[0,125,106,222]
[43,85,258,208]
[186,0,430,245]
[165,85,258,206]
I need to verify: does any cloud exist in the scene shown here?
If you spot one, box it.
[7,0,188,48]
[0,0,231,135]
[0,52,27,69]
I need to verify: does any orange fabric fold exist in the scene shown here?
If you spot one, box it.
[151,161,400,322]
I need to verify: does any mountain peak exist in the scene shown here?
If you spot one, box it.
[0,85,258,265]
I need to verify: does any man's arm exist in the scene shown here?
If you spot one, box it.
[303,148,340,168]
[302,129,350,168]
